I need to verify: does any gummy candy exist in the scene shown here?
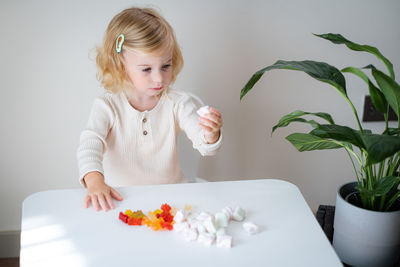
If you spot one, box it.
[161,221,173,231]
[119,212,129,224]
[132,210,145,219]
[124,209,134,217]
[184,205,192,212]
[161,203,171,212]
[120,203,175,231]
[128,217,143,226]
[160,211,174,223]
[142,217,151,227]
[119,204,258,249]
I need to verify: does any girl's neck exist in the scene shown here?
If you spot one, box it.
[125,90,162,112]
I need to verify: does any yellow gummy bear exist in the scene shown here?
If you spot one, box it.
[124,209,134,217]
[153,209,163,215]
[184,205,192,212]
[148,211,158,222]
[132,210,145,218]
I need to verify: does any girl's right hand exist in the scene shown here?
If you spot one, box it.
[83,171,123,211]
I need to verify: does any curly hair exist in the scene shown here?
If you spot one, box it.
[96,7,184,93]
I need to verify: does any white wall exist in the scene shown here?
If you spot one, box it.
[1,0,399,236]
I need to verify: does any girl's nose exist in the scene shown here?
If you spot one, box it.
[152,70,163,84]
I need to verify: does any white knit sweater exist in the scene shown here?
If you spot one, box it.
[77,89,222,187]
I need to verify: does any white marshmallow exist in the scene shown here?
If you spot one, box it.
[197,222,207,233]
[198,232,215,246]
[222,206,234,221]
[174,222,189,233]
[215,212,229,228]
[243,222,259,234]
[203,216,217,234]
[216,228,227,236]
[174,209,186,223]
[233,206,246,222]
[216,235,233,248]
[196,212,212,222]
[197,106,211,117]
[183,227,199,242]
[187,218,199,229]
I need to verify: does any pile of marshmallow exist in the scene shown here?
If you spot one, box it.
[173,205,259,248]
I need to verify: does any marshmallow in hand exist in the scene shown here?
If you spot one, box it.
[197,106,211,117]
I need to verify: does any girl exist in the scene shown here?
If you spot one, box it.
[77,7,223,212]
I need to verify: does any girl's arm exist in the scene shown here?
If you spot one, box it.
[176,93,223,155]
[77,96,122,211]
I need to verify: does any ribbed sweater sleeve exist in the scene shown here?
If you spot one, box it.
[77,96,114,184]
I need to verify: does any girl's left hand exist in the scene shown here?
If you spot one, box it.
[199,107,223,144]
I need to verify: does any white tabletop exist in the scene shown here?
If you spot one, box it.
[20,179,342,267]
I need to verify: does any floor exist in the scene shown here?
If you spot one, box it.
[0,258,18,267]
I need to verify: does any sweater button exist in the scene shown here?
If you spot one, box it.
[143,130,148,135]
[142,118,147,123]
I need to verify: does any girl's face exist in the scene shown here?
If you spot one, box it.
[123,49,173,98]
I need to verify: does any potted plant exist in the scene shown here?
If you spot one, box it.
[240,33,400,267]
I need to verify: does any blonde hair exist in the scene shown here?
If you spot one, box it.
[96,7,184,93]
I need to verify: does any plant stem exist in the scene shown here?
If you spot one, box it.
[343,146,360,183]
[390,153,400,176]
[366,165,375,208]
[385,156,394,176]
[383,106,389,134]
[342,95,364,132]
[379,195,387,211]
[378,160,385,179]
[385,191,400,211]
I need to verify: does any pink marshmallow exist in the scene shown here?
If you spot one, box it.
[243,222,259,234]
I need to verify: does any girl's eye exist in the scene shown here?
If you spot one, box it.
[162,64,171,70]
[142,67,151,72]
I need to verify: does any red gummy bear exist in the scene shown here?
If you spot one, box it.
[161,221,173,231]
[128,217,143,226]
[161,203,171,212]
[161,211,173,223]
[119,212,129,224]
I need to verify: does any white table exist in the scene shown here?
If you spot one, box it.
[20,179,342,267]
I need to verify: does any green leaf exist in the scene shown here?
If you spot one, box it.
[342,66,387,113]
[315,33,395,79]
[342,141,354,152]
[272,118,320,133]
[285,133,342,152]
[310,124,366,149]
[384,128,400,135]
[311,125,400,164]
[374,176,400,196]
[240,60,346,100]
[272,110,334,133]
[361,134,400,165]
[240,72,263,100]
[370,68,400,118]
[356,176,400,197]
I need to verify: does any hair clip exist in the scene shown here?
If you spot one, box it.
[115,34,125,54]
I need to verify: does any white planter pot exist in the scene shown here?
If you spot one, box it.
[333,182,400,267]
